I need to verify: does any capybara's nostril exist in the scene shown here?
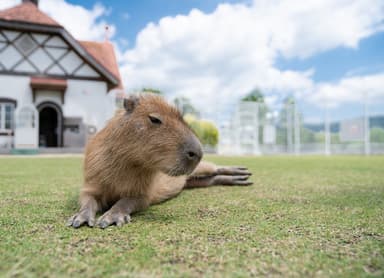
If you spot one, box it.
[187,151,197,159]
[186,147,202,162]
[183,135,203,163]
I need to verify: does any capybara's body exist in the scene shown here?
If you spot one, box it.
[68,94,251,228]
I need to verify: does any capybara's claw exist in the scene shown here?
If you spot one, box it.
[66,215,76,227]
[232,166,248,170]
[98,221,109,229]
[217,166,252,176]
[97,210,131,229]
[67,209,95,228]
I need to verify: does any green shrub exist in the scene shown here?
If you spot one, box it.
[184,114,219,147]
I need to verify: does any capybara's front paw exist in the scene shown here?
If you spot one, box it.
[97,210,131,229]
[213,175,253,186]
[67,208,96,228]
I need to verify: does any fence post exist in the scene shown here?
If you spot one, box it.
[294,101,300,155]
[254,102,260,155]
[364,91,370,155]
[286,103,293,154]
[324,100,331,156]
[235,106,241,154]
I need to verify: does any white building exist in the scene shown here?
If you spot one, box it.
[219,101,261,155]
[219,101,279,155]
[0,0,123,152]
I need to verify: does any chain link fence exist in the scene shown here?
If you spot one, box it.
[219,94,384,155]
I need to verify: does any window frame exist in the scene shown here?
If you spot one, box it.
[0,99,17,134]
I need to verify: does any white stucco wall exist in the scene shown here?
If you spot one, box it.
[0,74,118,148]
[63,80,116,131]
[0,76,115,130]
[35,90,63,107]
[0,75,31,148]
[0,75,32,106]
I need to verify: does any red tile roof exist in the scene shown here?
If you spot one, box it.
[0,2,61,27]
[79,41,123,90]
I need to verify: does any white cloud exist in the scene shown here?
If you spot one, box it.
[258,0,384,59]
[0,0,115,41]
[120,0,384,119]
[309,73,384,107]
[41,0,115,41]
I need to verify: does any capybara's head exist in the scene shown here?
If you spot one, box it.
[118,94,203,176]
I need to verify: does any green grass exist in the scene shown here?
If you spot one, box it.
[0,155,383,277]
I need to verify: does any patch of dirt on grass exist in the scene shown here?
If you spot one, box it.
[196,207,222,219]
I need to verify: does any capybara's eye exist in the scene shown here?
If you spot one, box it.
[149,114,162,125]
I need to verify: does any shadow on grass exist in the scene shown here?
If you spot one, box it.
[134,210,184,224]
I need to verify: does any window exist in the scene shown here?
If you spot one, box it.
[0,102,15,132]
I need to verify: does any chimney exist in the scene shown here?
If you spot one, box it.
[22,0,38,6]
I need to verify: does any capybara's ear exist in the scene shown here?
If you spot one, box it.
[124,95,139,113]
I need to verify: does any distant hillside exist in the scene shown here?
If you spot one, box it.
[304,122,340,133]
[303,115,384,132]
[370,115,384,129]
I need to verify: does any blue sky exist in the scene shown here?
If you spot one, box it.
[277,32,384,83]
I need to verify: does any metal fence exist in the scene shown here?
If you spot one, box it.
[218,94,384,155]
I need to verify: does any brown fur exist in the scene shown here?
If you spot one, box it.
[67,94,251,229]
[82,94,199,208]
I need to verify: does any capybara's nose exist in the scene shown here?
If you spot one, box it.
[184,137,203,163]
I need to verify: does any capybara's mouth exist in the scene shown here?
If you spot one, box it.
[165,165,195,177]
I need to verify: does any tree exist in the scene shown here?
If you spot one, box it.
[242,88,268,120]
[242,88,264,102]
[142,88,162,94]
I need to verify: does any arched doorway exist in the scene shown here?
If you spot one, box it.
[37,102,63,147]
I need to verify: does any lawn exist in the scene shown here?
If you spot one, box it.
[0,155,383,277]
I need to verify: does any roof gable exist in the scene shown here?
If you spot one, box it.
[0,2,61,27]
[0,2,123,90]
[79,41,123,89]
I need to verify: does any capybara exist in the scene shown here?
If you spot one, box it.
[67,94,252,228]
